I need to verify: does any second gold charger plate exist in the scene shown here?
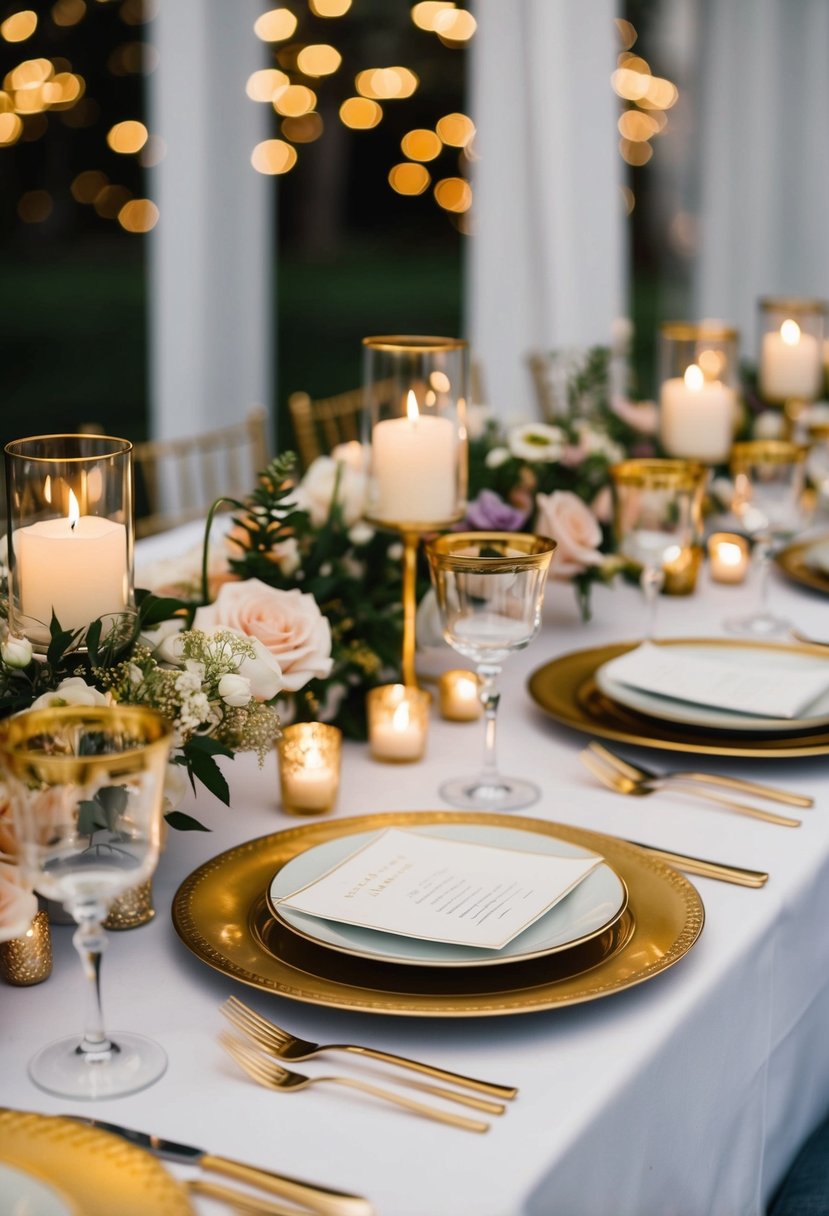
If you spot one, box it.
[528,640,829,757]
[0,1110,193,1216]
[776,536,829,595]
[171,810,703,1017]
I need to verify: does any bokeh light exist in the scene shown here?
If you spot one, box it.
[433,7,476,43]
[251,138,297,174]
[273,84,316,117]
[296,44,342,77]
[253,8,297,42]
[17,188,52,222]
[0,112,23,144]
[107,119,148,153]
[71,168,108,202]
[339,96,382,129]
[94,184,132,218]
[118,198,159,232]
[1,11,37,43]
[51,0,86,27]
[356,67,418,100]
[246,68,289,102]
[435,112,474,147]
[401,128,441,161]
[309,0,351,14]
[388,162,430,195]
[434,176,472,211]
[281,112,324,142]
[619,138,653,166]
[411,2,455,31]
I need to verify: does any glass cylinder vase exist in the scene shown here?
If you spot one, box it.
[758,297,826,406]
[362,335,468,528]
[657,322,740,464]
[4,434,134,650]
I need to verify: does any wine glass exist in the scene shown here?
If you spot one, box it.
[0,704,172,1099]
[610,459,705,641]
[425,531,555,810]
[726,439,808,636]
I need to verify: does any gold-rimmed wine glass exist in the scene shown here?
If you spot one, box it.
[425,532,555,811]
[727,439,808,636]
[0,704,172,1100]
[610,458,705,641]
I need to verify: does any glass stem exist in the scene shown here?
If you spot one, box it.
[477,664,502,780]
[755,535,772,618]
[72,910,116,1060]
[641,566,665,642]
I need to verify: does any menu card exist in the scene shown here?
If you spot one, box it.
[275,829,603,951]
[603,642,829,719]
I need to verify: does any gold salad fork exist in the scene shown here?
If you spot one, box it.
[219,1033,490,1134]
[580,747,801,827]
[221,996,517,1101]
[588,740,813,808]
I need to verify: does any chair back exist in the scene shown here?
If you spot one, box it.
[288,380,397,469]
[133,405,269,537]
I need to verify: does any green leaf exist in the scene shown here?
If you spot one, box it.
[138,594,192,628]
[85,618,102,667]
[77,799,109,835]
[183,743,231,805]
[185,735,234,760]
[165,810,210,832]
[46,614,79,667]
[96,784,128,818]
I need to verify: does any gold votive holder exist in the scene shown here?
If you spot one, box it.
[662,544,703,595]
[103,879,156,930]
[438,670,482,721]
[0,908,53,986]
[278,723,342,816]
[707,532,750,584]
[367,684,430,763]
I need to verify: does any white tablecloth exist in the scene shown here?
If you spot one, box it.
[4,538,829,1216]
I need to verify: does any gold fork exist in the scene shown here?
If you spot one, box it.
[580,748,801,827]
[221,995,517,1101]
[588,740,813,808]
[219,1034,490,1134]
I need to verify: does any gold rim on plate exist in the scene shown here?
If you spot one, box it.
[776,537,829,596]
[171,810,703,1017]
[528,639,829,757]
[0,1110,193,1216]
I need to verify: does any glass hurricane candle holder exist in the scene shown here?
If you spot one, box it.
[758,299,826,426]
[657,322,739,464]
[277,723,342,816]
[367,684,431,763]
[4,434,134,650]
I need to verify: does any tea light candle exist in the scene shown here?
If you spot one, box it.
[760,319,822,402]
[15,488,128,632]
[708,532,750,584]
[660,364,736,462]
[372,391,455,524]
[367,684,430,763]
[278,723,341,816]
[438,670,482,721]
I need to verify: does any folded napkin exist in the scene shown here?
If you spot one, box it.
[602,642,829,719]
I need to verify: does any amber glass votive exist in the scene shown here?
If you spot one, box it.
[707,533,750,584]
[367,684,430,763]
[438,670,482,721]
[278,723,342,816]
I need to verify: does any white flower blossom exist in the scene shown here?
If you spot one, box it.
[218,672,253,707]
[30,677,109,710]
[485,446,510,469]
[1,636,32,669]
[508,423,566,463]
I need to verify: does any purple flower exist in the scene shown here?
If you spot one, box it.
[462,489,528,532]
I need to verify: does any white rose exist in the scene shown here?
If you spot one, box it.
[194,580,332,693]
[0,862,37,943]
[331,440,367,472]
[218,672,253,707]
[300,455,367,526]
[535,491,604,579]
[485,446,510,469]
[1,636,32,669]
[30,677,109,709]
[139,617,185,662]
[508,423,566,463]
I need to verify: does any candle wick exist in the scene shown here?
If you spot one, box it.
[70,519,76,532]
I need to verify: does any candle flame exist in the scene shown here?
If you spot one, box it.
[719,541,743,566]
[683,363,704,391]
[781,318,801,346]
[43,475,52,504]
[406,390,419,422]
[392,700,411,730]
[67,487,80,531]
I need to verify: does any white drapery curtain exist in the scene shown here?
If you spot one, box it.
[693,0,829,359]
[466,0,627,422]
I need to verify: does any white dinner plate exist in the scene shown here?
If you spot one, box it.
[0,1163,76,1216]
[268,823,627,968]
[595,640,829,733]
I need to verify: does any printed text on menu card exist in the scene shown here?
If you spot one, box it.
[276,829,602,950]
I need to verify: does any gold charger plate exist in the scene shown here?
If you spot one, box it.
[776,537,829,595]
[0,1110,193,1216]
[171,810,703,1017]
[528,640,829,757]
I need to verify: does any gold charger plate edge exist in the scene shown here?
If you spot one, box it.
[528,640,829,757]
[171,810,704,1017]
[776,538,829,595]
[0,1110,193,1216]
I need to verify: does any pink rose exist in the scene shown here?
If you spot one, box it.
[194,579,333,693]
[0,861,37,943]
[535,491,604,579]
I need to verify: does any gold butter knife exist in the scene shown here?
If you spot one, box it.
[624,839,769,888]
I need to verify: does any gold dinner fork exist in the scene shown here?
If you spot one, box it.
[587,740,813,808]
[219,1033,490,1134]
[580,748,801,827]
[221,996,517,1101]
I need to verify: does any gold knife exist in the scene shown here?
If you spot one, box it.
[67,1117,374,1216]
[624,839,769,888]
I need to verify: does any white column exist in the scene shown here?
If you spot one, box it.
[147,0,273,442]
[693,0,829,358]
[467,0,626,422]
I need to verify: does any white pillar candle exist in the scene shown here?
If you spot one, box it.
[659,364,736,462]
[372,391,456,524]
[760,319,822,402]
[15,490,128,632]
[707,532,749,584]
